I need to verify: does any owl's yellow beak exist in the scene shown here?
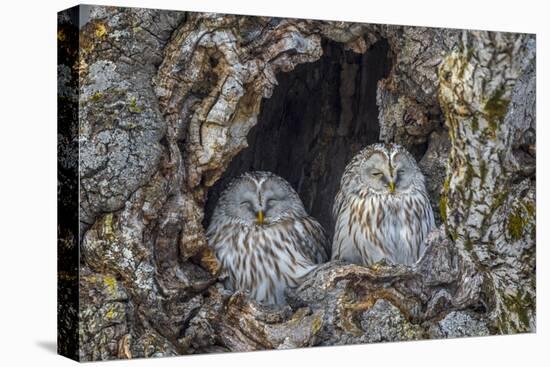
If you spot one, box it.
[256,210,265,225]
[389,181,396,193]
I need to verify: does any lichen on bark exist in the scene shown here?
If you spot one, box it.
[438,31,536,333]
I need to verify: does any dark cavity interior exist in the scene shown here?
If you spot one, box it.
[205,39,393,240]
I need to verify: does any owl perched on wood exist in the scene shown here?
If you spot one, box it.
[207,171,328,304]
[332,143,435,266]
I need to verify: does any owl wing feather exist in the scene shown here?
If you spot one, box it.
[297,215,329,263]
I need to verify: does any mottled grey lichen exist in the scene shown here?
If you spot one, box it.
[428,311,490,339]
[359,300,425,342]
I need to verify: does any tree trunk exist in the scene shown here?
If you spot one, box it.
[57,5,535,361]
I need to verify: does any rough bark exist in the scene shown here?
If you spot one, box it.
[66,5,536,361]
[438,31,536,332]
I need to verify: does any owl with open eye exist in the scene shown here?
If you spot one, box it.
[207,171,328,305]
[332,143,435,266]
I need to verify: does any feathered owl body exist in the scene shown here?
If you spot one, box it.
[207,171,328,304]
[332,143,434,266]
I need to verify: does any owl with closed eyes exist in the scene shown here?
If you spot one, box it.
[332,143,434,266]
[207,171,328,305]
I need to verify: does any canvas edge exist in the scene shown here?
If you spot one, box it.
[57,4,81,362]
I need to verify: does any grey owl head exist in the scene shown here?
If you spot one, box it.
[342,143,425,195]
[215,171,307,226]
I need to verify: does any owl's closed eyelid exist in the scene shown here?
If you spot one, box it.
[240,200,253,207]
[264,197,278,211]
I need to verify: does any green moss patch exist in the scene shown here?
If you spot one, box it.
[484,87,510,133]
[128,97,142,113]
